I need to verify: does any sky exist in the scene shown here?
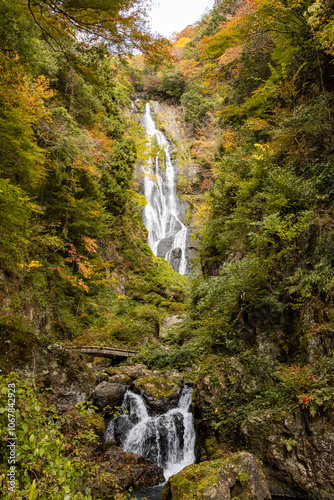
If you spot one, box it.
[148,0,216,38]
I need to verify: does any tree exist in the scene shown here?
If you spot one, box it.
[26,0,169,53]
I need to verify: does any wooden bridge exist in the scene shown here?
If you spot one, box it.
[69,346,139,361]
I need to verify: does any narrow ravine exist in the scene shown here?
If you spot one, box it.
[142,103,189,275]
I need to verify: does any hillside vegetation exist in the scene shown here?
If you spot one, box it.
[0,0,186,357]
[2,0,334,498]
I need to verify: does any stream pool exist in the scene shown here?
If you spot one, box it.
[131,484,164,499]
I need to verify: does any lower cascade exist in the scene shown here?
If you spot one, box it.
[106,386,196,481]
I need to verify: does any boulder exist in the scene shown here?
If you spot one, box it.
[92,381,127,412]
[106,364,151,379]
[161,452,271,500]
[108,373,132,384]
[103,445,164,488]
[133,375,182,413]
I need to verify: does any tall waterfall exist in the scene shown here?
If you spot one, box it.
[106,386,196,481]
[142,103,189,275]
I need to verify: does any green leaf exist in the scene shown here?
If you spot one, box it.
[28,480,37,500]
[310,404,318,417]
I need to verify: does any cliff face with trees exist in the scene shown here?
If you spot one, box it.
[2,0,334,498]
[0,0,185,351]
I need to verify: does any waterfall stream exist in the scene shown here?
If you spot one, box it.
[106,386,196,482]
[142,103,189,275]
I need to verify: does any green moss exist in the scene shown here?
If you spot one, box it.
[161,461,221,500]
[134,375,180,399]
[204,436,223,460]
[162,454,252,500]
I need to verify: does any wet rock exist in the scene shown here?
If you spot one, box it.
[172,247,182,259]
[113,413,134,446]
[170,247,182,271]
[103,445,164,488]
[92,381,127,412]
[161,452,271,500]
[156,236,175,258]
[133,375,182,413]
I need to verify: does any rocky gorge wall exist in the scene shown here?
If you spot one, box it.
[193,353,334,499]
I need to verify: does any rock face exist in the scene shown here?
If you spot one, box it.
[161,452,271,500]
[193,356,242,461]
[193,354,334,499]
[161,315,186,334]
[242,411,334,499]
[41,345,97,412]
[92,381,127,412]
[103,445,164,489]
[157,236,177,258]
[10,343,97,413]
[170,247,182,271]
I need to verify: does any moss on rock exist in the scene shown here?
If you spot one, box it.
[134,375,180,400]
[161,452,271,500]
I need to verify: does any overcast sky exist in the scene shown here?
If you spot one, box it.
[148,0,216,38]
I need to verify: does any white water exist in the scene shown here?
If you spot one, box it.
[107,387,196,481]
[142,103,188,275]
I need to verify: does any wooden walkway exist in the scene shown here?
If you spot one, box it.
[69,346,139,360]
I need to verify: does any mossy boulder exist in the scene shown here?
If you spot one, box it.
[103,445,164,488]
[133,375,182,413]
[108,373,132,384]
[92,381,128,413]
[106,364,151,379]
[161,452,271,500]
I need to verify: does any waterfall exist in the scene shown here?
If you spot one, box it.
[106,386,196,481]
[142,103,189,275]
